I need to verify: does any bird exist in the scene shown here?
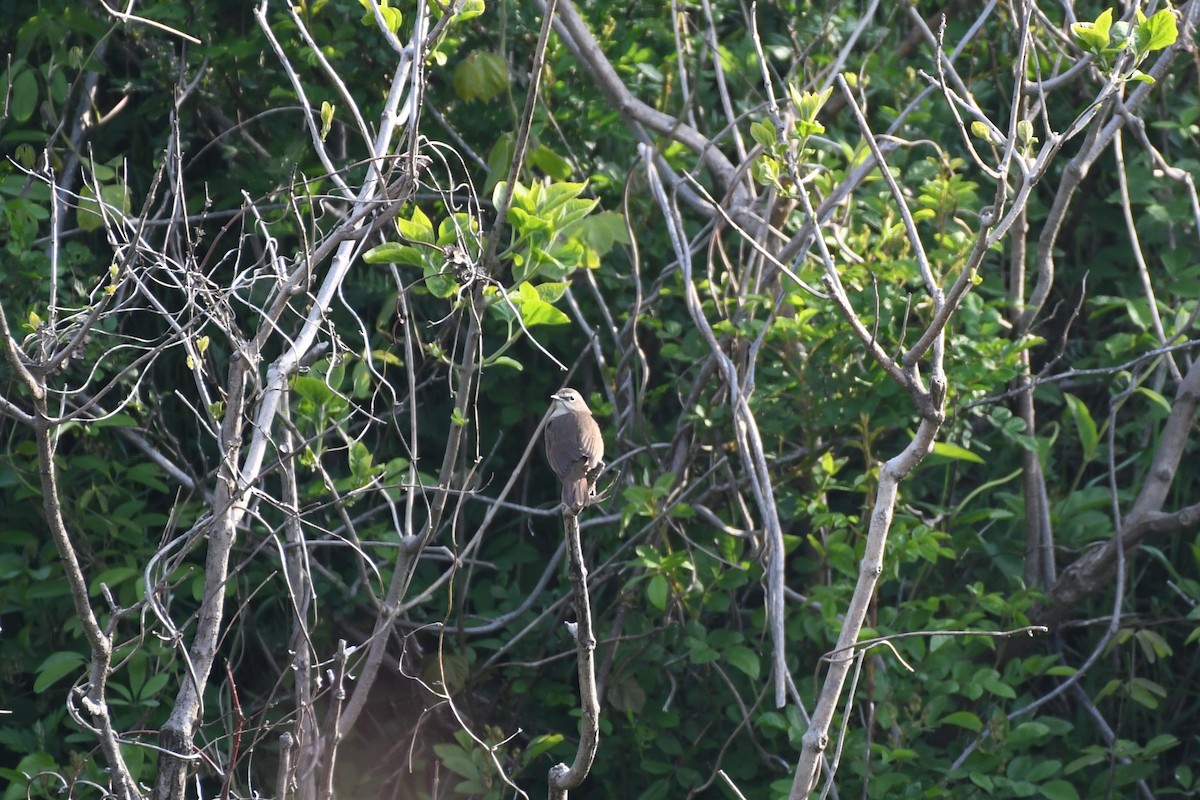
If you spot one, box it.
[545,388,604,513]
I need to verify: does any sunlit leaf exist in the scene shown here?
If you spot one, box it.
[1070,8,1113,55]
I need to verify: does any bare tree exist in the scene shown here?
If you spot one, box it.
[5,1,1200,798]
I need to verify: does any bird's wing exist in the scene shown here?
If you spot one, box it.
[546,415,584,477]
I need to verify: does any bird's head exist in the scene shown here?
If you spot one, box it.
[550,388,590,416]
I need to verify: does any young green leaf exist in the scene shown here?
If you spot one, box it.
[1133,7,1177,58]
[750,119,777,149]
[395,205,435,243]
[1070,8,1114,55]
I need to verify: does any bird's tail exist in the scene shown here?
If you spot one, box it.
[563,478,591,513]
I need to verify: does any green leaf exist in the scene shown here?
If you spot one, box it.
[320,101,334,141]
[126,462,169,492]
[795,117,825,138]
[370,348,403,368]
[1129,676,1166,708]
[437,212,480,248]
[789,84,832,124]
[363,242,427,267]
[639,778,671,800]
[1135,386,1171,415]
[529,144,573,180]
[753,156,780,187]
[1008,721,1050,747]
[750,119,776,149]
[34,651,85,693]
[523,733,563,764]
[422,260,458,298]
[359,0,402,32]
[969,773,995,792]
[1094,678,1120,703]
[450,0,485,22]
[931,441,985,463]
[1134,8,1177,55]
[687,635,720,665]
[1038,780,1080,800]
[431,653,471,693]
[4,752,58,800]
[348,440,378,484]
[530,281,569,303]
[1070,8,1114,55]
[395,205,435,243]
[715,568,748,589]
[607,675,647,714]
[89,161,117,182]
[432,744,481,780]
[725,645,761,680]
[452,50,509,102]
[13,143,36,168]
[1063,393,1098,462]
[89,566,139,596]
[543,239,590,275]
[940,711,983,732]
[1025,760,1063,783]
[1144,733,1179,757]
[707,628,743,650]
[549,198,598,229]
[646,573,668,610]
[536,180,589,215]
[509,282,568,327]
[484,135,514,197]
[351,360,372,398]
[1133,628,1173,662]
[575,211,628,258]
[1065,748,1108,774]
[384,5,402,32]
[489,282,564,326]
[486,355,523,371]
[139,671,170,703]
[1016,119,1035,145]
[979,670,1017,700]
[77,183,131,232]
[292,374,339,408]
[1107,21,1133,54]
[10,66,38,123]
[970,120,997,143]
[507,205,550,234]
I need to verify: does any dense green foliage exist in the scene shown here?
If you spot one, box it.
[2,1,1200,798]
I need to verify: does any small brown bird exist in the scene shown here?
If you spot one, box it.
[545,388,604,513]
